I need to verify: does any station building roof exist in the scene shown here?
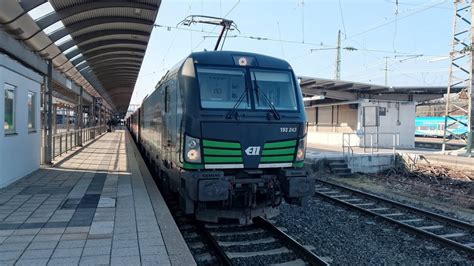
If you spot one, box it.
[0,0,161,113]
[299,77,464,106]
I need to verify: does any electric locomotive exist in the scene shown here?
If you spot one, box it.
[128,51,313,223]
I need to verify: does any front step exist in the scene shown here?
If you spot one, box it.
[326,158,351,176]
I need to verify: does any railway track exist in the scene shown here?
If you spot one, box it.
[165,198,327,265]
[142,149,326,265]
[314,179,474,256]
[197,217,328,266]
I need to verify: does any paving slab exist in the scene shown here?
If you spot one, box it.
[0,131,194,265]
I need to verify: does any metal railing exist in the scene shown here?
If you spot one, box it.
[51,125,107,159]
[342,134,355,157]
[342,132,400,157]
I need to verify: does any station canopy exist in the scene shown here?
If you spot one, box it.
[1,0,161,113]
[299,77,464,104]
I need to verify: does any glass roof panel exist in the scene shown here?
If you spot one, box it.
[27,2,55,21]
[54,35,73,46]
[63,45,78,55]
[44,20,65,35]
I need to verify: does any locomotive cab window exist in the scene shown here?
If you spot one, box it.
[197,67,249,109]
[251,70,298,111]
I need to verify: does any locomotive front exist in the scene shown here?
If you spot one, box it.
[178,51,313,223]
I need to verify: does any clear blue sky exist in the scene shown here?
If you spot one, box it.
[130,0,454,107]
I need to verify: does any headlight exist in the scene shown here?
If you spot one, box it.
[185,135,201,163]
[188,139,198,149]
[295,138,306,161]
[187,149,200,161]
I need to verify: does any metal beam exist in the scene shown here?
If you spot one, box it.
[79,48,146,61]
[78,87,83,146]
[95,72,139,78]
[330,83,355,90]
[87,61,142,69]
[57,30,150,52]
[62,39,148,60]
[48,17,154,43]
[22,1,156,41]
[0,28,92,106]
[302,87,358,101]
[103,81,137,86]
[96,74,139,80]
[45,60,53,164]
[0,28,47,74]
[3,0,44,24]
[443,1,473,153]
[84,56,143,66]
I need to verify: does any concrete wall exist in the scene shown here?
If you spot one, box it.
[0,54,42,188]
[347,154,396,173]
[306,153,397,174]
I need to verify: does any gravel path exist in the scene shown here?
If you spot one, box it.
[275,197,473,265]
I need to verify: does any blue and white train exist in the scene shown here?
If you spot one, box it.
[415,116,468,138]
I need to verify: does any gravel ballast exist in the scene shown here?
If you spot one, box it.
[275,197,473,264]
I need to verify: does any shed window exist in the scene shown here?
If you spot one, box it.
[28,91,36,131]
[4,84,16,134]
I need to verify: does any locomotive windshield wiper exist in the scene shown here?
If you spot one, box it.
[252,72,281,120]
[226,86,250,119]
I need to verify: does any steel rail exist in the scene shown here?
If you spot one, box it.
[254,216,329,266]
[197,217,328,266]
[314,179,474,255]
[195,222,232,266]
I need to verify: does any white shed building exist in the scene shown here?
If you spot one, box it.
[300,77,453,150]
[0,54,42,187]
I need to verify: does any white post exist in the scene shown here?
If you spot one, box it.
[342,133,345,156]
[370,134,374,155]
[392,134,396,155]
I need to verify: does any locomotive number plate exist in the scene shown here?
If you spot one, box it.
[280,127,297,133]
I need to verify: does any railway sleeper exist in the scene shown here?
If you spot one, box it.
[383,212,405,217]
[398,218,425,223]
[272,259,307,266]
[438,232,467,238]
[416,225,445,230]
[226,247,291,259]
[217,237,277,247]
[211,228,265,237]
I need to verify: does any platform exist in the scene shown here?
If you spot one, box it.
[0,131,195,265]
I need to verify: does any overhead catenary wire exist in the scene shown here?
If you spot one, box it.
[301,0,305,43]
[338,0,348,38]
[384,0,451,10]
[347,0,448,40]
[392,0,399,53]
[154,23,439,57]
[277,21,285,57]
[148,0,449,86]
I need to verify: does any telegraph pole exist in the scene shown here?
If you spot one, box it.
[384,56,389,86]
[335,30,342,80]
